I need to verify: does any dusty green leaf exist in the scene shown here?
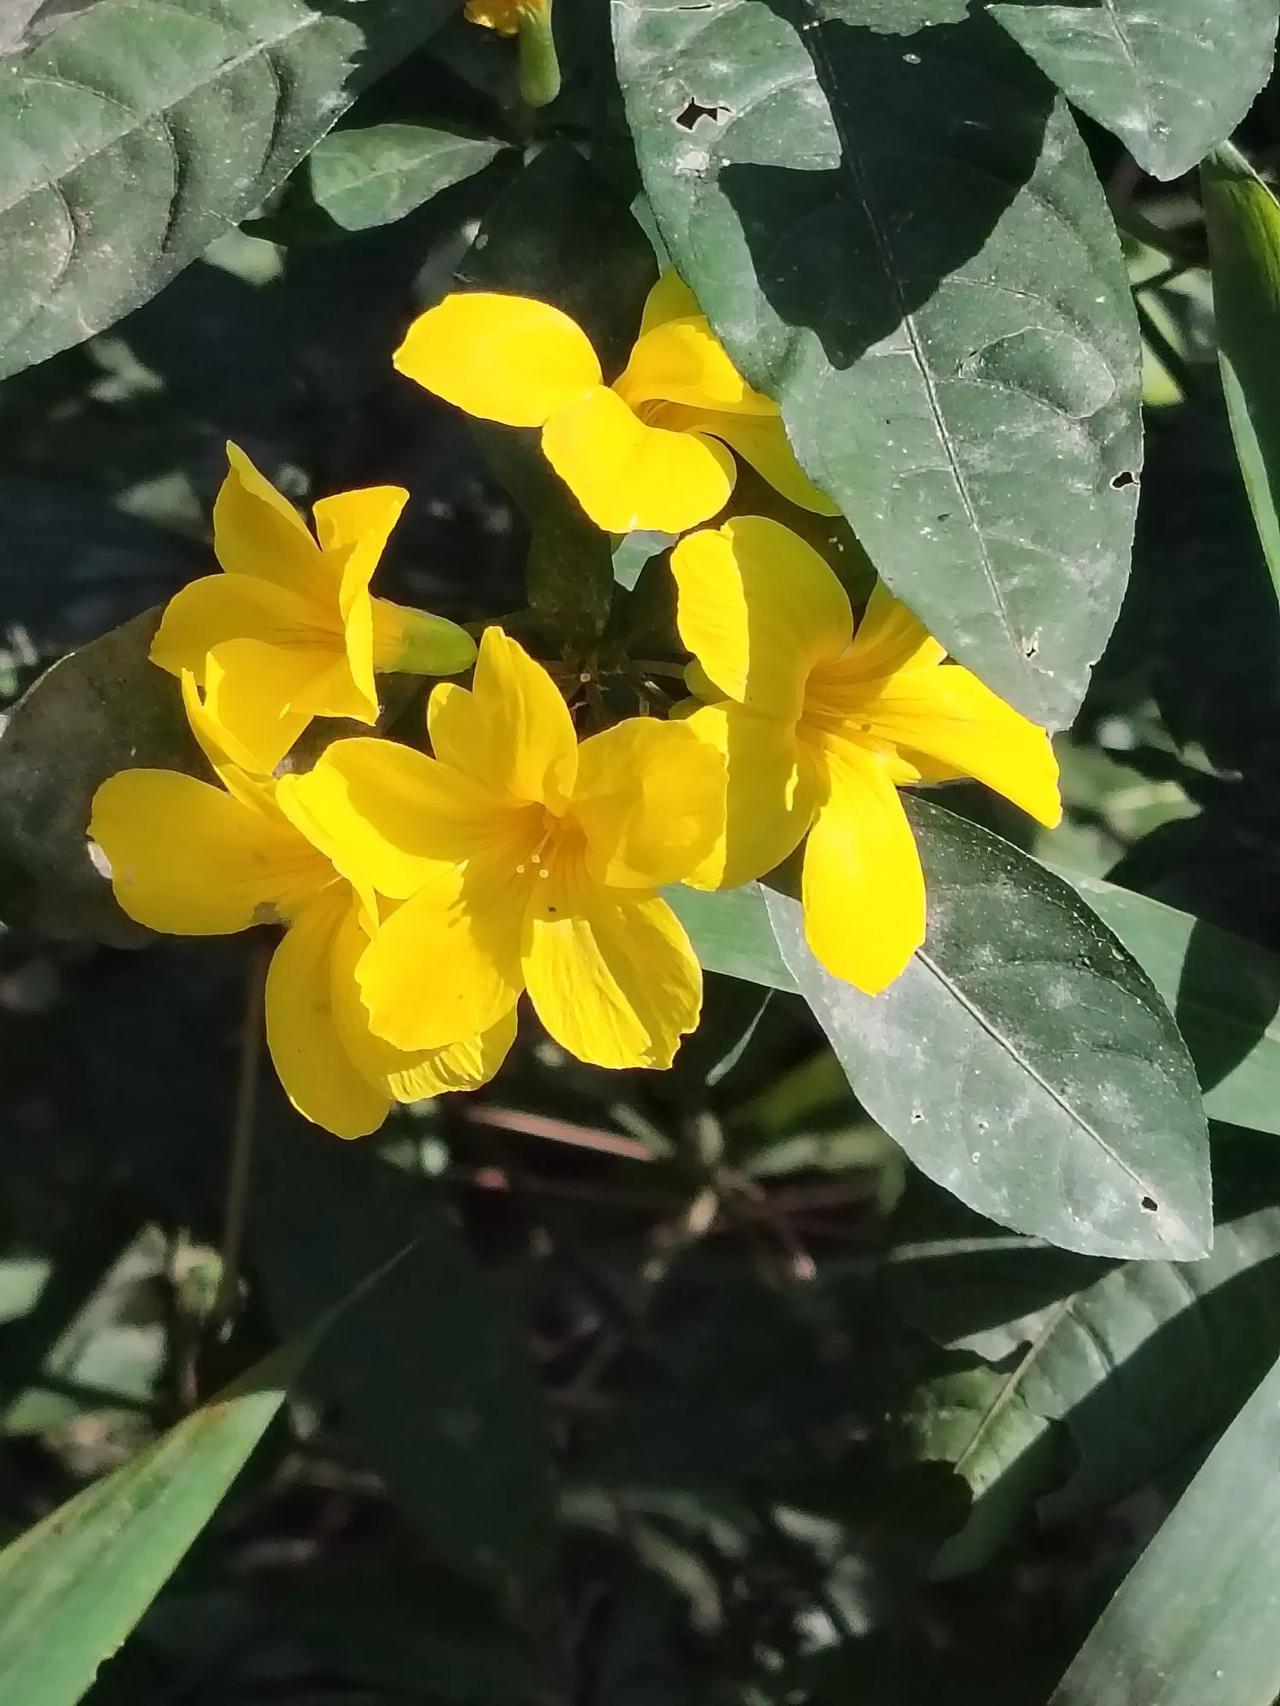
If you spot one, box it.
[0,0,457,376]
[992,0,1278,181]
[614,0,1141,727]
[763,801,1210,1260]
[0,608,200,945]
[305,121,508,233]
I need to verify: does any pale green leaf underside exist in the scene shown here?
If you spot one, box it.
[991,0,1279,182]
[614,0,1142,727]
[0,0,455,377]
[307,121,506,233]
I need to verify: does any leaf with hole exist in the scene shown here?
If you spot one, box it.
[614,0,1142,727]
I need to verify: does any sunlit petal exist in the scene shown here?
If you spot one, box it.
[691,409,839,515]
[671,516,851,717]
[841,580,946,679]
[90,769,331,935]
[277,736,515,900]
[394,292,602,427]
[215,442,323,596]
[448,627,579,807]
[149,574,324,683]
[862,665,1062,828]
[202,638,325,774]
[328,903,516,1102]
[613,317,776,415]
[265,892,390,1139]
[639,268,701,336]
[680,700,818,889]
[357,853,529,1050]
[522,844,701,1069]
[801,740,925,995]
[572,716,724,889]
[541,386,735,534]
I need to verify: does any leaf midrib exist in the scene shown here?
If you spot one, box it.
[793,0,1038,714]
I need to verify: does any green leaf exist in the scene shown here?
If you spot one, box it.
[0,608,200,946]
[614,0,1141,727]
[674,855,1280,1138]
[305,121,508,234]
[1070,871,1280,1137]
[456,145,658,646]
[763,800,1210,1260]
[892,1143,1280,1574]
[1202,142,1280,603]
[249,1121,556,1624]
[1049,1344,1280,1705]
[0,0,458,377]
[991,0,1278,182]
[0,1262,390,1706]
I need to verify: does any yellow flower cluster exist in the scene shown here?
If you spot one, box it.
[89,271,1060,1140]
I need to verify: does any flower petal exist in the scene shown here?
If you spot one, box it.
[328,903,516,1101]
[801,742,925,995]
[842,580,946,679]
[202,638,324,773]
[613,317,776,415]
[357,853,529,1050]
[393,293,602,427]
[671,516,852,717]
[522,848,701,1069]
[435,627,578,808]
[277,736,514,900]
[691,410,839,515]
[541,385,735,534]
[863,665,1062,828]
[639,269,701,336]
[215,442,323,596]
[265,892,390,1139]
[680,700,818,889]
[571,716,724,889]
[90,769,330,935]
[150,574,325,682]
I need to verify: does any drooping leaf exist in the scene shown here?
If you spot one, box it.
[249,1120,556,1625]
[892,1141,1280,1573]
[614,0,1141,727]
[0,0,458,377]
[302,121,508,235]
[991,0,1278,182]
[1049,1344,1280,1706]
[0,608,200,945]
[454,144,658,645]
[1202,142,1280,602]
[763,800,1209,1260]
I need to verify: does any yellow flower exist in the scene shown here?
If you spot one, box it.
[88,662,513,1138]
[277,627,725,1069]
[672,517,1062,994]
[464,0,544,32]
[393,271,837,536]
[150,442,476,774]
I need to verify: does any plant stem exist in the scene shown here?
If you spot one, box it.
[213,936,269,1323]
